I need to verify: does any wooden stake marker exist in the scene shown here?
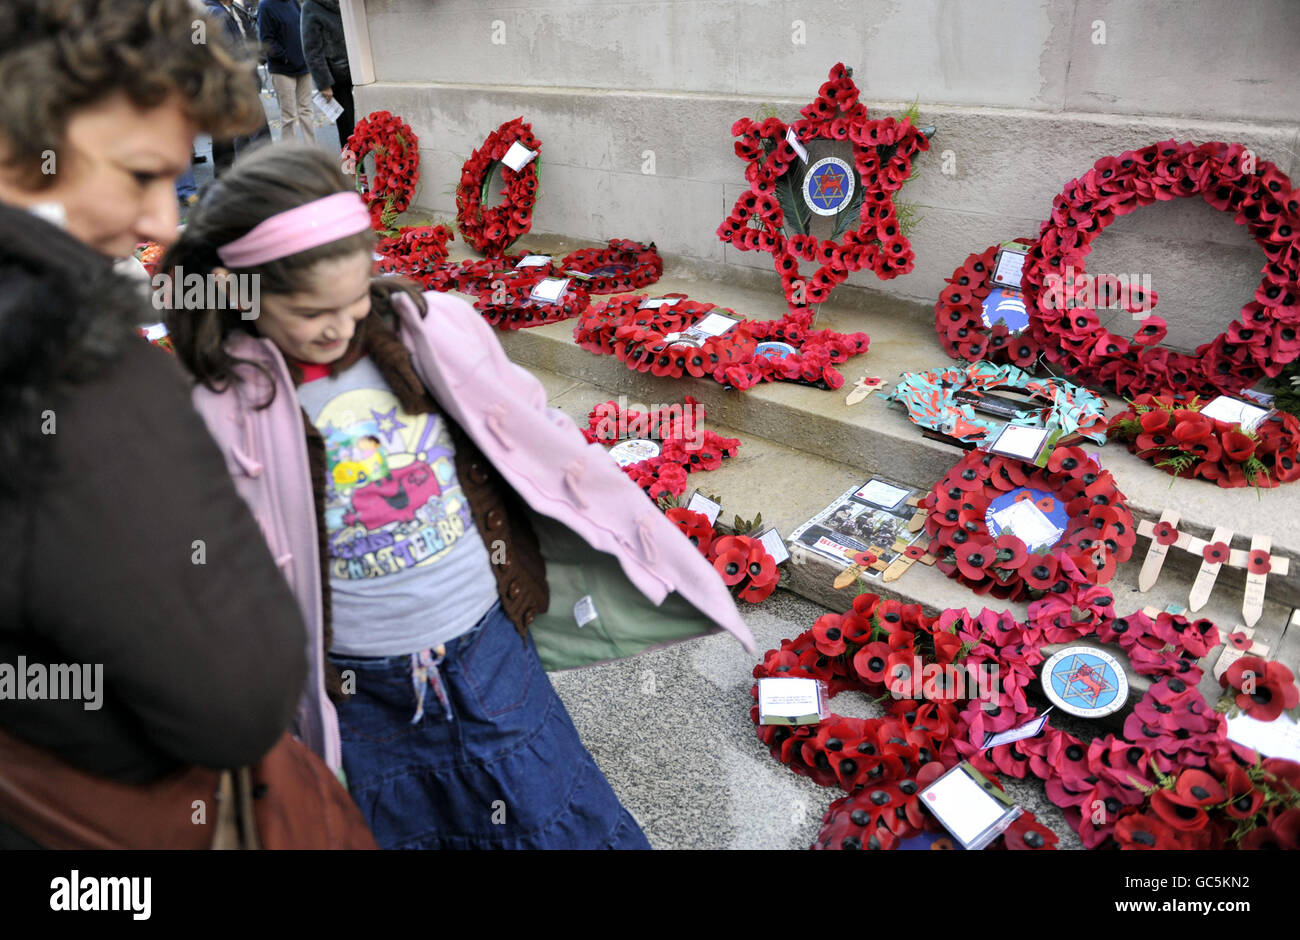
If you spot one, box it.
[1188,525,1233,612]
[1136,510,1185,592]
[845,376,886,406]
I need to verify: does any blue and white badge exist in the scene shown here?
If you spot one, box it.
[979,288,1029,334]
[985,487,1067,552]
[802,157,855,217]
[754,341,798,361]
[1041,646,1129,718]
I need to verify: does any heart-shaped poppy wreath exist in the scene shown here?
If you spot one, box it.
[1107,392,1300,489]
[581,396,740,501]
[933,238,1041,367]
[717,63,930,316]
[885,360,1109,445]
[920,448,1137,599]
[752,581,1300,850]
[560,239,663,294]
[1020,140,1300,399]
[456,117,541,258]
[344,110,420,235]
[573,297,869,390]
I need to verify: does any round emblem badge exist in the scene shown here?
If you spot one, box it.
[754,341,799,361]
[979,288,1030,334]
[1041,646,1129,718]
[802,157,856,217]
[984,487,1068,553]
[608,439,661,468]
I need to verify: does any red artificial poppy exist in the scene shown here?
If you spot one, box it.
[1002,812,1059,850]
[812,613,847,656]
[1248,549,1272,575]
[1228,630,1253,651]
[904,544,927,560]
[1152,520,1180,546]
[955,540,995,580]
[1201,541,1230,565]
[738,577,777,604]
[1022,553,1061,591]
[852,550,878,568]
[852,592,880,620]
[1220,764,1265,820]
[853,641,892,685]
[1139,409,1173,433]
[1223,656,1299,721]
[1173,768,1226,807]
[1221,429,1257,463]
[1114,812,1185,850]
[932,631,963,665]
[713,548,748,586]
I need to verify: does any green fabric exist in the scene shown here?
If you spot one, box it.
[524,509,716,671]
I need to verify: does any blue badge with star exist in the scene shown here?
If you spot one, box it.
[802,157,855,217]
[1041,646,1129,718]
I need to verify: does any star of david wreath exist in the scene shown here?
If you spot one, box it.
[717,63,930,315]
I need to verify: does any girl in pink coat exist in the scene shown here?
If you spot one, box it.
[161,145,753,849]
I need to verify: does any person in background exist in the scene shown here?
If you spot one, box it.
[259,0,314,144]
[203,0,272,174]
[0,0,308,849]
[301,0,354,148]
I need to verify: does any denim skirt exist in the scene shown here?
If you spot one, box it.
[327,602,651,850]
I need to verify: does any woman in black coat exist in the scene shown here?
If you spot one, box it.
[301,0,355,146]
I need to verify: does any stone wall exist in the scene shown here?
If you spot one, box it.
[352,0,1300,353]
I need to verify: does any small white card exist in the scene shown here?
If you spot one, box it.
[854,479,909,510]
[528,277,570,304]
[574,595,599,629]
[608,438,661,467]
[920,764,1020,849]
[501,140,538,172]
[515,254,553,268]
[786,127,809,163]
[1199,395,1271,432]
[690,312,740,337]
[311,91,344,122]
[140,322,169,341]
[981,710,1052,749]
[757,677,829,725]
[1226,711,1300,762]
[757,527,791,566]
[685,491,722,525]
[639,297,682,309]
[988,424,1051,461]
[991,247,1027,290]
[991,500,1063,552]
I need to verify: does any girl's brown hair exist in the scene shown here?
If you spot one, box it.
[0,0,266,188]
[161,144,426,404]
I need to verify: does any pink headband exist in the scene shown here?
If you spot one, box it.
[216,191,372,267]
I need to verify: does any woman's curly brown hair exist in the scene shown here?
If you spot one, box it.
[0,0,267,188]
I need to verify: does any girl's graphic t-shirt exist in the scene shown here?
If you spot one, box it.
[297,356,499,656]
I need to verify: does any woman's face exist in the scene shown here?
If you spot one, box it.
[254,250,373,364]
[0,91,195,258]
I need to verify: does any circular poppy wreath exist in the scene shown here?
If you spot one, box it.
[752,584,1299,850]
[574,295,869,390]
[434,254,531,295]
[1108,392,1300,489]
[717,63,930,316]
[1020,140,1300,399]
[580,396,741,501]
[933,238,1042,367]
[920,447,1137,599]
[887,361,1109,445]
[456,117,541,258]
[344,111,420,234]
[471,271,590,331]
[559,239,663,294]
[375,224,454,281]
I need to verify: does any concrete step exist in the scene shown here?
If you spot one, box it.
[435,231,1300,618]
[524,359,1299,719]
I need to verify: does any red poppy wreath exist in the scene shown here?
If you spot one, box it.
[921,447,1137,599]
[718,63,930,316]
[665,508,779,604]
[471,272,590,331]
[1020,141,1300,399]
[1108,392,1300,488]
[375,224,454,283]
[344,111,420,235]
[934,239,1042,367]
[581,396,740,501]
[752,584,1300,850]
[573,295,869,390]
[456,117,541,258]
[560,239,663,294]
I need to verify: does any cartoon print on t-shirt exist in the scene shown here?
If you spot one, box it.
[315,389,474,580]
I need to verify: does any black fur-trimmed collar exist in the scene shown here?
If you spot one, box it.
[0,200,146,495]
